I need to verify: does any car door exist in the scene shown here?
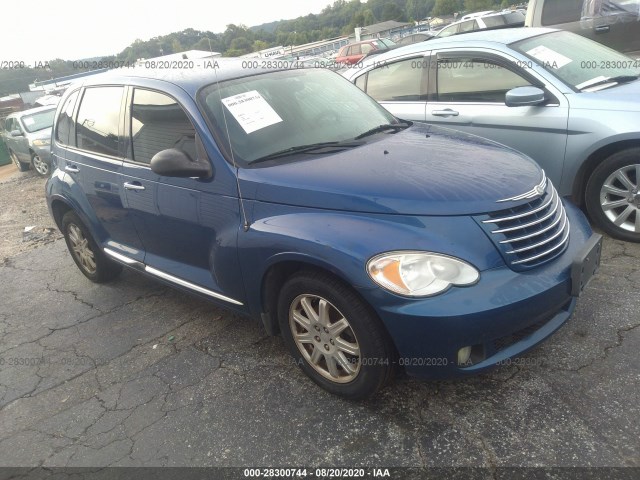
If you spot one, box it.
[353,55,430,121]
[538,0,640,54]
[7,117,30,162]
[61,85,146,261]
[425,51,570,186]
[120,86,244,302]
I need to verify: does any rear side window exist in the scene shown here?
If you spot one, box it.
[55,90,80,146]
[130,89,196,164]
[366,58,425,102]
[541,0,583,25]
[76,86,124,156]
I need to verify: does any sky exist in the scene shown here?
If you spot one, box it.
[4,0,336,62]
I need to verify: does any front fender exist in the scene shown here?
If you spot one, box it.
[238,200,503,317]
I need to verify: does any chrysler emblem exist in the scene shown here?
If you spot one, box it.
[497,171,547,203]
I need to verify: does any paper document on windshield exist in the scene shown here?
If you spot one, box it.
[23,117,35,126]
[221,91,283,134]
[526,45,572,69]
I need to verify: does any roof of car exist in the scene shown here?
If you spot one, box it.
[342,27,557,77]
[8,105,57,118]
[77,58,284,95]
[376,27,553,55]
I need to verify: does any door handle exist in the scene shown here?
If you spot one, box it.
[124,181,145,191]
[595,25,610,33]
[431,109,459,117]
[64,165,79,173]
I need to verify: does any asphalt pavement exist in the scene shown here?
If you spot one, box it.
[0,234,638,475]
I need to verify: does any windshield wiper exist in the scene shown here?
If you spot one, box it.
[578,75,639,91]
[251,141,360,164]
[354,122,411,140]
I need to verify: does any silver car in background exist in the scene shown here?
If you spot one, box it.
[1,106,57,176]
[342,28,640,242]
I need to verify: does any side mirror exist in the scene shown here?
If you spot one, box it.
[10,130,23,137]
[150,148,212,178]
[505,86,546,107]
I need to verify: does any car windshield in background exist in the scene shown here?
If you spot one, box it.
[376,38,396,48]
[512,31,640,91]
[20,109,56,133]
[199,68,397,165]
[483,11,525,27]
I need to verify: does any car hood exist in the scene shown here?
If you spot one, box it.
[27,127,52,141]
[570,80,640,111]
[238,123,543,216]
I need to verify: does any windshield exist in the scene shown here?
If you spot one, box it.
[199,68,397,166]
[376,38,396,48]
[20,109,56,133]
[511,31,640,91]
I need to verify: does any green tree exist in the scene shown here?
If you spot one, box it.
[381,3,404,21]
[252,40,269,51]
[464,0,495,12]
[432,0,462,16]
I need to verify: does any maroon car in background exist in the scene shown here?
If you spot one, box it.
[334,38,396,65]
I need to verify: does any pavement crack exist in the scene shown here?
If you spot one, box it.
[45,283,104,313]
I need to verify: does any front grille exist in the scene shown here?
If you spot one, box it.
[475,178,570,271]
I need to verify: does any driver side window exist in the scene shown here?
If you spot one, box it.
[436,58,531,103]
[130,89,196,164]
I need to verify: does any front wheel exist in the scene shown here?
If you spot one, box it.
[278,270,395,400]
[62,211,123,283]
[585,148,640,242]
[31,153,50,176]
[9,151,29,172]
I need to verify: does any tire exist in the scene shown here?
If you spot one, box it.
[9,150,29,172]
[61,211,122,283]
[278,270,395,400]
[31,153,50,176]
[585,148,640,242]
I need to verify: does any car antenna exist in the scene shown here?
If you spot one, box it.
[212,65,250,232]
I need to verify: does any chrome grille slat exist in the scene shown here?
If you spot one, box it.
[506,211,568,254]
[492,192,559,234]
[483,188,556,224]
[499,206,564,244]
[511,225,571,265]
[477,181,570,271]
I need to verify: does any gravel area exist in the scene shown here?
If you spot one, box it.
[0,164,61,260]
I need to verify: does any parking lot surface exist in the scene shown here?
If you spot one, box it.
[0,171,638,473]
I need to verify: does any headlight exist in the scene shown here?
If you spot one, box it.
[32,139,51,147]
[367,251,479,297]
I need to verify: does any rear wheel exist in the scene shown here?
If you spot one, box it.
[31,153,50,176]
[585,148,640,242]
[62,211,122,283]
[9,151,29,172]
[278,270,394,400]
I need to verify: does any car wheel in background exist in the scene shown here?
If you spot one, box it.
[586,148,640,242]
[62,211,123,283]
[278,270,395,400]
[31,153,50,176]
[9,151,29,172]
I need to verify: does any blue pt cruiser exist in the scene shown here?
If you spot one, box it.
[46,63,601,399]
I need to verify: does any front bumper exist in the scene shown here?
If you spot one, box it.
[358,200,595,379]
[31,144,52,163]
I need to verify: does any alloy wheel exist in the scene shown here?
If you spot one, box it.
[32,154,49,176]
[68,224,97,274]
[289,294,361,383]
[10,151,20,168]
[599,164,640,233]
